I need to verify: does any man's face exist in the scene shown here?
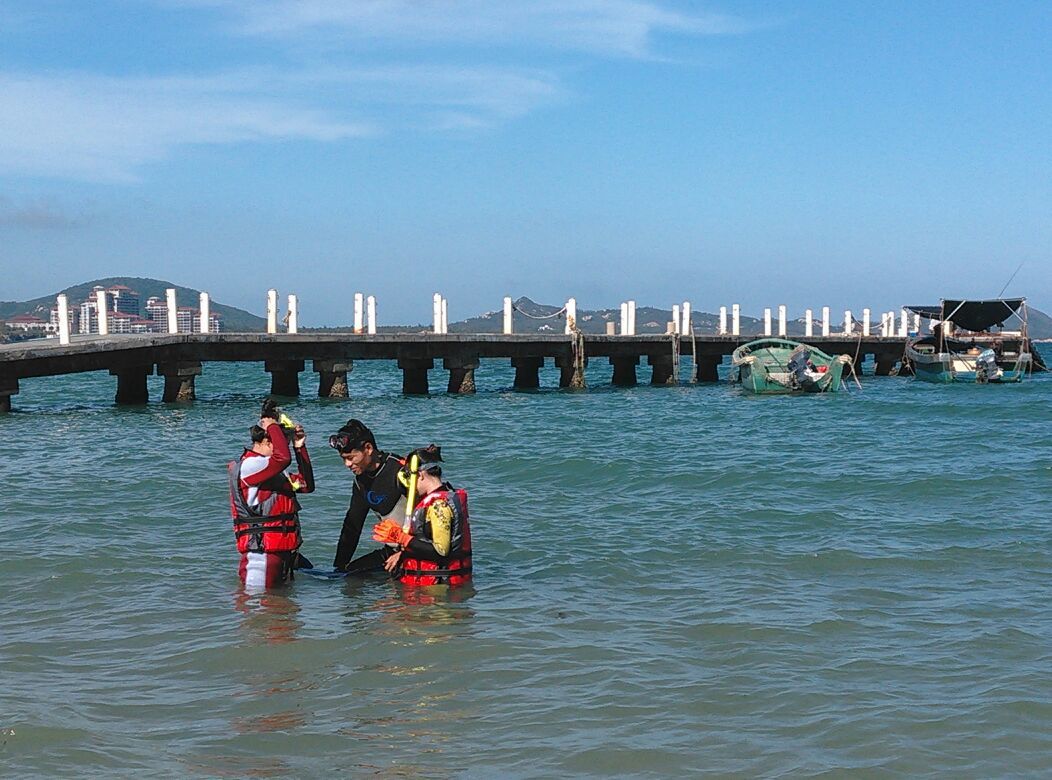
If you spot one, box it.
[340,443,374,475]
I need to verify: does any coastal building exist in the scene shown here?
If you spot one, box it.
[3,314,52,333]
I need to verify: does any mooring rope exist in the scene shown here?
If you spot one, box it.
[513,304,567,320]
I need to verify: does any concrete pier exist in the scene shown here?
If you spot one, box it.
[314,359,351,398]
[111,365,150,405]
[158,361,202,402]
[444,356,479,394]
[649,354,676,385]
[511,356,544,389]
[399,357,432,395]
[265,359,303,397]
[610,355,638,387]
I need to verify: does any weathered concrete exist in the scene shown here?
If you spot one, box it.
[0,376,17,413]
[443,356,479,394]
[157,361,202,402]
[110,365,150,405]
[314,359,352,398]
[648,354,676,385]
[610,356,638,387]
[874,353,899,376]
[511,356,544,389]
[697,355,722,383]
[265,359,304,397]
[399,357,433,395]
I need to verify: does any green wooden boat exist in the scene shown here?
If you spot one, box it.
[731,338,851,394]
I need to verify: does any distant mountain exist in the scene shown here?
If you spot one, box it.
[0,276,266,332]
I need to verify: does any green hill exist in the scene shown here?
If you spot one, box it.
[0,276,266,332]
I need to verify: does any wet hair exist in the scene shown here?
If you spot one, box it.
[330,418,376,453]
[249,424,268,443]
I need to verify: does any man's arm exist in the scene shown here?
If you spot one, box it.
[333,486,369,570]
[292,445,315,494]
[240,422,292,486]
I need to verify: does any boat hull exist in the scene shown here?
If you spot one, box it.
[732,339,850,395]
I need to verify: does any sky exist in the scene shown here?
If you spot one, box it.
[0,0,1049,325]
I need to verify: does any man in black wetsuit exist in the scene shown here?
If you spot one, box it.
[328,419,407,573]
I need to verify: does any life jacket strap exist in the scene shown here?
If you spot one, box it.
[234,522,300,538]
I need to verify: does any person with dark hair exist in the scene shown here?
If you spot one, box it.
[228,404,314,589]
[328,419,407,572]
[372,445,473,587]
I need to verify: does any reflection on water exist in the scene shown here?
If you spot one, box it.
[233,587,304,646]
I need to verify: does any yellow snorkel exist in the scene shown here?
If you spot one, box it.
[402,452,420,532]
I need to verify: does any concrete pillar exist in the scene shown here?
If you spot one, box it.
[913,313,921,333]
[503,297,513,334]
[862,308,871,337]
[157,361,202,402]
[899,309,908,337]
[287,294,298,334]
[110,365,151,405]
[441,298,448,334]
[822,306,830,337]
[620,303,629,335]
[0,377,18,413]
[610,356,638,387]
[844,310,853,335]
[367,295,377,334]
[565,297,577,334]
[265,359,304,397]
[167,288,179,334]
[57,294,71,345]
[444,357,479,394]
[697,355,721,382]
[719,306,727,335]
[266,289,278,334]
[433,293,442,334]
[874,354,898,376]
[681,301,691,335]
[354,292,364,334]
[627,300,636,336]
[763,308,772,336]
[731,304,740,336]
[96,289,109,336]
[606,322,616,335]
[199,292,211,333]
[805,309,814,338]
[511,356,544,389]
[399,358,433,395]
[648,354,676,385]
[555,353,586,389]
[671,304,681,335]
[314,359,352,398]
[777,305,787,337]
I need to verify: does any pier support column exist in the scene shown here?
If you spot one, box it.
[511,357,544,389]
[610,356,638,387]
[265,360,304,397]
[110,365,151,405]
[697,355,721,383]
[398,358,432,395]
[314,360,352,398]
[157,362,202,402]
[0,377,18,413]
[444,357,479,394]
[556,354,586,389]
[874,354,898,376]
[648,354,677,385]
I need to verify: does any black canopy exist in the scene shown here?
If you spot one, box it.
[905,299,1024,332]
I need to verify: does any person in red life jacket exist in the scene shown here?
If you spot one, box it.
[328,419,408,574]
[229,408,315,589]
[372,445,472,587]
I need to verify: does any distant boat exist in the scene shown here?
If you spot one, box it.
[904,298,1033,384]
[731,338,852,394]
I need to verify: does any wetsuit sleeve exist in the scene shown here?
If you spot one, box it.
[333,487,369,570]
[403,500,454,560]
[240,423,292,486]
[292,445,315,494]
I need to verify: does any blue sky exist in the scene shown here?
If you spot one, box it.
[0,1,1049,325]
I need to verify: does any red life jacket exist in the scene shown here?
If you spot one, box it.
[228,451,302,554]
[400,487,472,587]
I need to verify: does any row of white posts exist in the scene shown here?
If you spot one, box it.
[54,287,216,345]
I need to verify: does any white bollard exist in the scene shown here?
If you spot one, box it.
[265,289,277,334]
[805,309,814,338]
[628,300,636,336]
[199,292,210,333]
[287,294,298,334]
[441,297,448,335]
[620,302,629,335]
[168,288,180,334]
[681,301,691,335]
[57,294,70,345]
[367,295,377,335]
[821,306,830,337]
[433,293,442,334]
[899,309,908,337]
[763,308,772,336]
[844,310,853,335]
[503,296,513,334]
[354,292,364,334]
[565,298,577,334]
[718,306,727,335]
[671,304,680,335]
[96,289,109,336]
[880,312,888,337]
[777,305,787,337]
[732,304,740,336]
[913,313,921,334]
[862,308,870,337]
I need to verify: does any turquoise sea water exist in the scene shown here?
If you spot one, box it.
[2,349,1051,777]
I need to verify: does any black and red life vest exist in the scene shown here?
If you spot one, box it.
[400,487,472,587]
[228,451,302,554]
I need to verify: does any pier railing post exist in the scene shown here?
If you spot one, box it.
[805,309,814,338]
[167,288,179,334]
[441,297,448,334]
[718,306,727,335]
[57,295,71,345]
[287,294,298,334]
[96,289,109,335]
[821,307,830,337]
[314,359,351,398]
[763,308,772,336]
[628,300,636,336]
[732,304,740,336]
[354,293,364,334]
[671,304,681,335]
[265,359,303,396]
[367,296,377,334]
[565,298,577,334]
[199,292,211,333]
[778,305,787,337]
[862,308,871,337]
[433,293,442,334]
[503,297,513,334]
[266,289,278,334]
[681,301,691,334]
[899,309,908,337]
[620,303,629,335]
[843,310,853,335]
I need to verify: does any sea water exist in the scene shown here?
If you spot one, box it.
[2,348,1050,777]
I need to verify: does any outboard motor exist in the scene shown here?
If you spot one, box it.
[975,349,1002,383]
[787,347,813,389]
